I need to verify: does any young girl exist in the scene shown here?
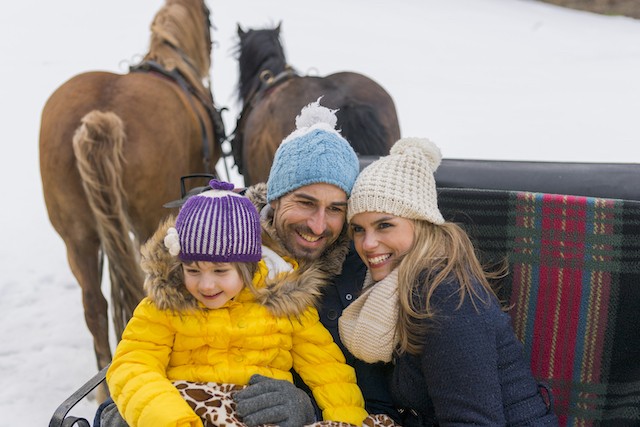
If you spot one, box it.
[106,179,368,427]
[340,138,559,426]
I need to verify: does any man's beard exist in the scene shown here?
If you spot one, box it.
[282,239,322,262]
[278,225,333,262]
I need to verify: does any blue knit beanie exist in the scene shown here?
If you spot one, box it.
[165,179,262,263]
[266,98,359,203]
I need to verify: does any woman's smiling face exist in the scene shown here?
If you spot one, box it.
[350,212,415,282]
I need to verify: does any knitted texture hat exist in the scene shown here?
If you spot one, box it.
[266,98,359,203]
[347,137,445,224]
[165,179,262,263]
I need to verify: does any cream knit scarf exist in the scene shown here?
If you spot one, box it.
[338,268,399,363]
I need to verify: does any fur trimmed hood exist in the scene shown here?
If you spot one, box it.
[141,216,198,312]
[141,184,350,317]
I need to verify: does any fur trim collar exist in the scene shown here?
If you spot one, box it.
[141,184,350,317]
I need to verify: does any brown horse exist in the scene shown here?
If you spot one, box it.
[230,24,401,185]
[39,0,223,398]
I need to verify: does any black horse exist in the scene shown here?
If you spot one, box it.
[230,23,401,185]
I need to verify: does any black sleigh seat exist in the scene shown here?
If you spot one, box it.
[51,159,640,427]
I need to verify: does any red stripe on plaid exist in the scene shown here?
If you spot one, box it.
[530,195,588,412]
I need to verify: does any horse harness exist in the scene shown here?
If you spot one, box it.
[230,66,299,176]
[129,60,227,176]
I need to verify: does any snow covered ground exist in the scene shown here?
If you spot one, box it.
[1,0,639,425]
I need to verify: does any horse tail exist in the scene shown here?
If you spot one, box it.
[72,110,145,338]
[337,103,391,156]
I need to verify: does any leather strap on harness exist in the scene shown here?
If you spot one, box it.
[130,60,227,175]
[230,66,298,176]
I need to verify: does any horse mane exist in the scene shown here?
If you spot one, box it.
[145,0,212,97]
[235,26,289,103]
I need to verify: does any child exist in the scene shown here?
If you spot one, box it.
[106,179,368,427]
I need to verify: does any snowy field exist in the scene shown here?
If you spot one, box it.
[1,0,639,425]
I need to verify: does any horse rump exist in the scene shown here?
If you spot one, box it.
[336,103,392,157]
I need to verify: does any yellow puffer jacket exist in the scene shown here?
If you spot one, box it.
[107,256,367,427]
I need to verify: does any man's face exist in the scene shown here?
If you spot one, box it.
[271,183,348,262]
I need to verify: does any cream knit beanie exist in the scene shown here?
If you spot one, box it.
[347,137,445,224]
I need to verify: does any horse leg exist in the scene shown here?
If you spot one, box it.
[66,238,111,402]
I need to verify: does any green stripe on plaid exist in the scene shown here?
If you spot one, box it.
[437,187,640,427]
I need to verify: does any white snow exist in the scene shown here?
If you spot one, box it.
[1,0,638,425]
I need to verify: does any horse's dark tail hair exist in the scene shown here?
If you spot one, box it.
[336,104,392,156]
[72,111,145,339]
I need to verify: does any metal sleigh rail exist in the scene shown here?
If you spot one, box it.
[49,365,109,427]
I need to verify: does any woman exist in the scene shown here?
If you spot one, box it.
[339,138,558,426]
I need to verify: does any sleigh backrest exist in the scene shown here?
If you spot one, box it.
[438,187,640,426]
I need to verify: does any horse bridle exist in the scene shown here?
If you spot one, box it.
[229,65,298,176]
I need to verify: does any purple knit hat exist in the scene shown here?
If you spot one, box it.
[169,179,261,263]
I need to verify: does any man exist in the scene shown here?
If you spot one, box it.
[234,99,399,426]
[98,100,397,426]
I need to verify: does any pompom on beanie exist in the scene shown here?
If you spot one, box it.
[165,179,262,263]
[266,98,360,203]
[347,137,445,225]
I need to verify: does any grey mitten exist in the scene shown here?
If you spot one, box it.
[234,374,316,427]
[99,401,129,427]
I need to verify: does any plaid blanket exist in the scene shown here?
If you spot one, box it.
[438,188,640,427]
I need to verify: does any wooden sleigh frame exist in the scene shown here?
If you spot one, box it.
[50,159,640,427]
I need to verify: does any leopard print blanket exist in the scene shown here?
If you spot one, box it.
[173,381,400,427]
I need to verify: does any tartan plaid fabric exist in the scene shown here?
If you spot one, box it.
[437,188,640,427]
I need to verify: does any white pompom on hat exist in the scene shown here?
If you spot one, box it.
[347,137,445,224]
[266,98,359,203]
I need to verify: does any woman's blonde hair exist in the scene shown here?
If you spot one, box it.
[395,220,507,355]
